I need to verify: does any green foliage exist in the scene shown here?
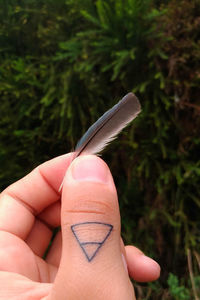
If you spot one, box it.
[167,273,190,300]
[167,273,200,300]
[0,0,200,298]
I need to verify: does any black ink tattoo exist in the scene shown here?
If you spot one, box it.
[71,222,113,262]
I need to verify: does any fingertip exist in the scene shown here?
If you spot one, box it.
[125,246,160,282]
[63,155,116,193]
[71,155,110,184]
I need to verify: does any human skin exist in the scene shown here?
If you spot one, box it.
[0,154,160,299]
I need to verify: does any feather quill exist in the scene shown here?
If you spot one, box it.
[59,92,141,191]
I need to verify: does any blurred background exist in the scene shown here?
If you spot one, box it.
[0,0,200,298]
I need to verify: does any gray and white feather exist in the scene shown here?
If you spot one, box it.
[59,92,141,191]
[74,92,141,158]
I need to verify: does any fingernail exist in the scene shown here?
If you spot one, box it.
[72,156,109,183]
[122,254,128,273]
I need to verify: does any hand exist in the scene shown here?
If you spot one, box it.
[0,154,160,300]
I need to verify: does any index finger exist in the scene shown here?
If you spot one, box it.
[0,153,73,239]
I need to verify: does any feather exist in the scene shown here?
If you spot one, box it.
[59,92,141,191]
[74,92,141,158]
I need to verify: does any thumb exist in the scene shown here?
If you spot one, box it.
[48,155,135,300]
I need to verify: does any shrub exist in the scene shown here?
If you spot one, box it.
[0,0,199,298]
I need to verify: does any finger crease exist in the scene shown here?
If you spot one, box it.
[38,167,60,197]
[35,256,42,282]
[37,216,54,230]
[5,191,37,215]
[66,209,105,215]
